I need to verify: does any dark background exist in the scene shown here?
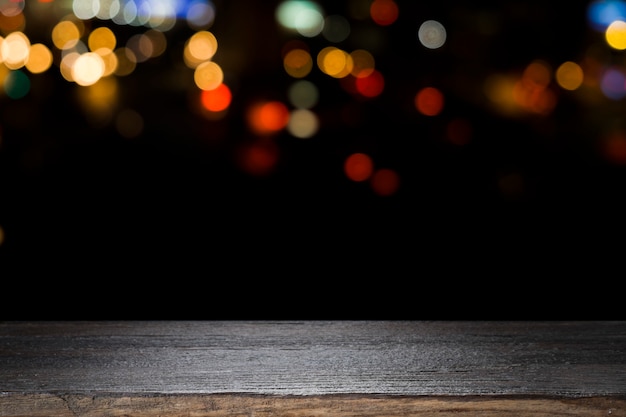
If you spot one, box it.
[0,1,623,319]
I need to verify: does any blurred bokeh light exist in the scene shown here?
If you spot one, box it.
[1,0,626,279]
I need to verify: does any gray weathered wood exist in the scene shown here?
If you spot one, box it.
[1,321,625,416]
[1,321,625,396]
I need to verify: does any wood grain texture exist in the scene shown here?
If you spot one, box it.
[1,321,625,416]
[2,394,626,417]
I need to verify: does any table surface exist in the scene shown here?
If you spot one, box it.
[1,320,625,397]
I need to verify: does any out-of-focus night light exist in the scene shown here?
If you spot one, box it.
[184,0,215,29]
[0,12,25,33]
[125,34,150,63]
[184,30,217,68]
[354,68,384,97]
[3,69,29,99]
[287,108,318,138]
[605,20,626,48]
[600,66,626,99]
[369,0,398,26]
[0,0,24,16]
[484,74,515,114]
[370,168,400,196]
[25,43,53,74]
[1,31,29,69]
[283,47,313,78]
[88,26,116,52]
[73,0,178,31]
[511,60,556,115]
[556,61,584,90]
[247,100,290,136]
[296,8,324,37]
[587,0,626,31]
[344,152,374,182]
[288,79,318,108]
[276,0,325,35]
[113,47,136,75]
[72,52,105,86]
[51,19,83,50]
[418,20,446,49]
[521,60,551,89]
[200,82,231,112]
[194,60,223,90]
[317,46,353,78]
[415,86,444,116]
[349,49,375,77]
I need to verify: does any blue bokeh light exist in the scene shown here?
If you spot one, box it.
[587,0,626,32]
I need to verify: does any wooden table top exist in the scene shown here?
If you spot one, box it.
[1,320,625,396]
[1,321,625,417]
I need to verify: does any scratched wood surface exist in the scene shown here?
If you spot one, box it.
[1,321,625,416]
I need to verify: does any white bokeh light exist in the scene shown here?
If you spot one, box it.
[418,20,447,49]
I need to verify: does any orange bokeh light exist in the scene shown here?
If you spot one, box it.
[247,100,290,135]
[415,86,444,116]
[200,82,232,112]
[370,0,399,26]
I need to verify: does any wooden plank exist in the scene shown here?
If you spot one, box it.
[1,321,625,416]
[2,393,626,417]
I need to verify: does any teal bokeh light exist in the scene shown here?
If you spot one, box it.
[3,70,30,100]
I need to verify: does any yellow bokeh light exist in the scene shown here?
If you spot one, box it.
[95,47,118,77]
[283,48,312,78]
[88,26,117,52]
[52,19,82,50]
[606,20,626,50]
[25,43,53,74]
[59,51,79,82]
[556,61,584,91]
[187,31,218,63]
[194,60,223,90]
[318,46,353,78]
